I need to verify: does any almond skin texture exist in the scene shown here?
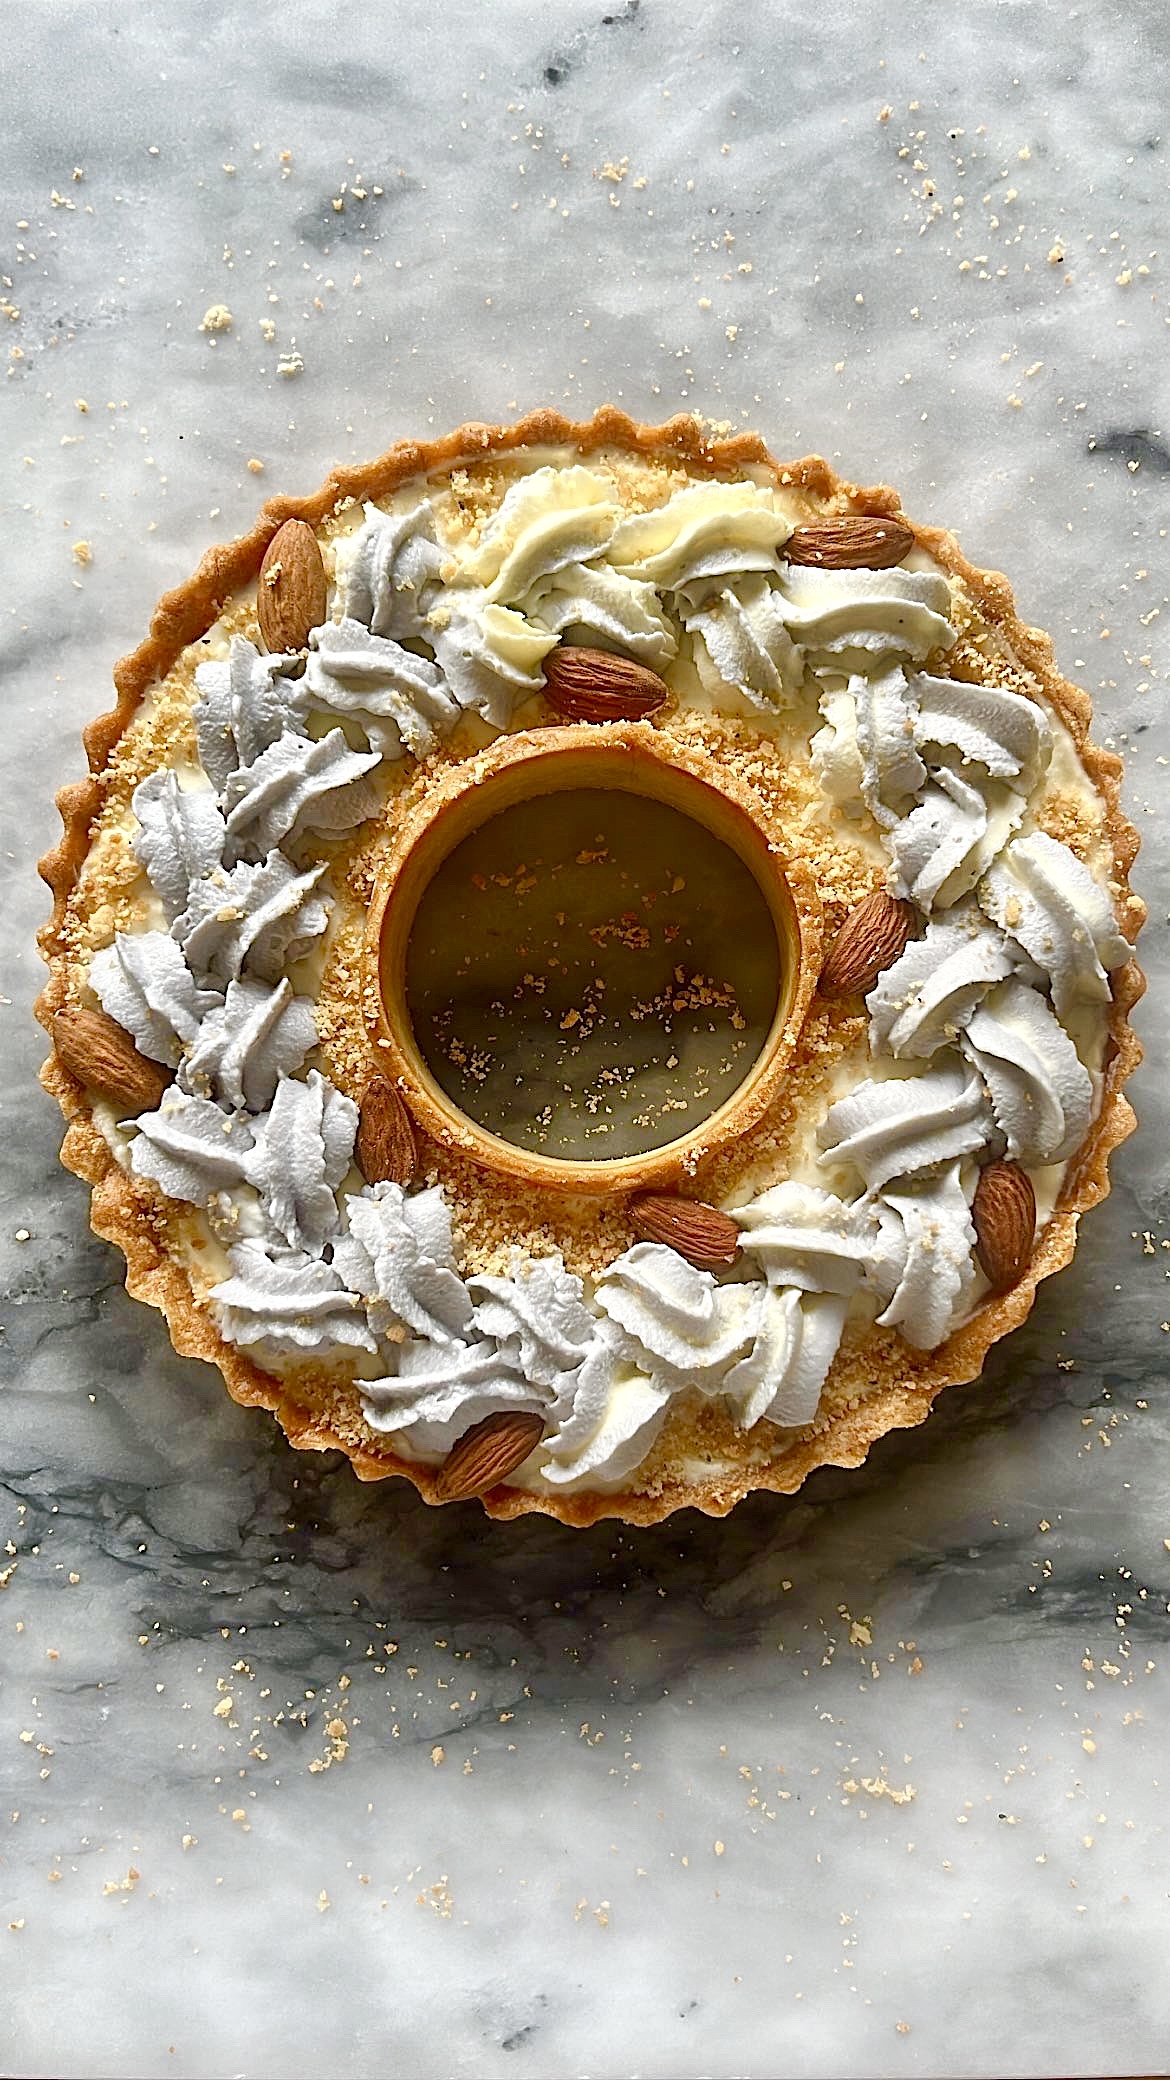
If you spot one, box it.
[357,1075,417,1187]
[257,518,328,652]
[629,1192,741,1270]
[52,1005,172,1113]
[973,1160,1037,1292]
[785,515,915,570]
[434,1410,546,1503]
[543,645,669,724]
[820,889,916,999]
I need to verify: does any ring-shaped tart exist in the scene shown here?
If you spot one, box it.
[38,408,1144,1525]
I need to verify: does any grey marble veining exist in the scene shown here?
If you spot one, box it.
[2,3,1169,2075]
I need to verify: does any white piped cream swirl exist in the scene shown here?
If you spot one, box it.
[914,671,1052,789]
[426,595,556,729]
[961,977,1093,1164]
[866,906,1016,1061]
[251,1071,356,1254]
[360,1346,542,1457]
[332,1184,475,1346]
[594,1243,752,1389]
[818,1066,992,1192]
[978,832,1130,1021]
[211,1241,376,1355]
[781,565,955,662]
[811,664,929,828]
[174,852,329,988]
[129,1088,259,1204]
[300,620,459,759]
[722,1288,849,1430]
[222,728,382,858]
[457,466,620,602]
[90,930,221,1067]
[129,1066,356,1253]
[339,497,544,735]
[340,501,444,639]
[609,480,791,589]
[180,977,317,1113]
[526,560,677,666]
[193,636,297,794]
[869,1162,979,1350]
[732,1181,877,1294]
[469,1254,595,1388]
[537,1327,671,1492]
[887,766,1026,911]
[131,771,226,919]
[811,663,1049,865]
[683,576,804,708]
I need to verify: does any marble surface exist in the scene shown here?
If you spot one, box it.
[3,3,1169,2074]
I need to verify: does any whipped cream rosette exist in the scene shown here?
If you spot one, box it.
[38,409,1143,1525]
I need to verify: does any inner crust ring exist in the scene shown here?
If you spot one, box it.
[364,722,822,1195]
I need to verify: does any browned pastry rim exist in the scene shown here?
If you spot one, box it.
[36,406,1146,1526]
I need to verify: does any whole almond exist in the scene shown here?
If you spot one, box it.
[357,1075,417,1187]
[52,1005,172,1113]
[973,1159,1036,1292]
[629,1192,741,1270]
[785,515,914,570]
[434,1410,546,1502]
[257,518,328,652]
[820,889,916,999]
[543,645,669,724]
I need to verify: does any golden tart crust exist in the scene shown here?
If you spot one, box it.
[37,407,1145,1526]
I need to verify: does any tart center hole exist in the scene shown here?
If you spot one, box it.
[402,785,783,1161]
